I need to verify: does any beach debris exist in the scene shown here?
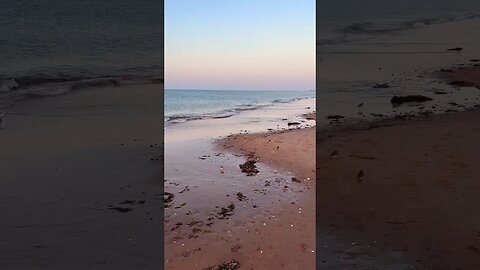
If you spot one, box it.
[175,202,187,209]
[206,259,240,270]
[449,102,459,106]
[109,206,132,213]
[179,186,190,194]
[391,95,433,105]
[163,192,175,204]
[357,103,364,107]
[327,115,344,120]
[291,177,301,183]
[330,150,338,158]
[447,47,463,51]
[372,83,390,88]
[239,160,259,176]
[357,170,364,183]
[236,192,246,201]
[449,80,475,87]
[118,200,138,205]
[254,188,268,195]
[349,154,376,160]
[287,122,301,126]
[216,203,235,219]
[439,68,453,72]
[434,90,449,95]
[171,222,183,231]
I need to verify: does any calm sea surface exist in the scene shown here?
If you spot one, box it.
[165,89,314,124]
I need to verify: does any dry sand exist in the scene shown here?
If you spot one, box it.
[317,109,480,270]
[215,116,316,270]
[220,127,315,181]
[0,84,163,269]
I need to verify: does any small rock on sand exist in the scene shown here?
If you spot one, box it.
[447,47,463,51]
[327,115,344,120]
[236,192,246,201]
[391,95,433,105]
[372,83,390,88]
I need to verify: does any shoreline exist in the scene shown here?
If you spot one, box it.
[164,94,315,126]
[164,97,316,269]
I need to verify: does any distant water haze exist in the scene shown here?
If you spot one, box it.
[165,0,315,91]
[317,0,480,44]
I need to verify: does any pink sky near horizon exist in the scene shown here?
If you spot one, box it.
[165,1,315,91]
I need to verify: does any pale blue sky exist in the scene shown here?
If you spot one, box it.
[165,0,315,90]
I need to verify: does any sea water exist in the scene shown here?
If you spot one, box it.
[165,89,314,125]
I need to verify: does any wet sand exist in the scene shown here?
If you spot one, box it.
[164,99,316,270]
[316,18,480,126]
[0,84,163,269]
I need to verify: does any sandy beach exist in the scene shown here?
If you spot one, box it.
[317,106,480,269]
[0,84,163,269]
[313,16,480,269]
[164,98,316,270]
[216,67,480,269]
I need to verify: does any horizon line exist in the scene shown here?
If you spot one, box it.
[164,88,315,92]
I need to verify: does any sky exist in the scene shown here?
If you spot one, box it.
[165,0,315,91]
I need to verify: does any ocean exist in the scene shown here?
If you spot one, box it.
[165,89,314,124]
[318,0,480,44]
[0,0,162,108]
[2,0,478,114]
